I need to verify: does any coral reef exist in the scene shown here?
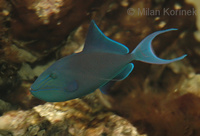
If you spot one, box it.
[0,0,200,135]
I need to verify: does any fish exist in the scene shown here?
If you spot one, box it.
[30,20,187,102]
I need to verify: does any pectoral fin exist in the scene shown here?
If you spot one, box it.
[65,80,78,92]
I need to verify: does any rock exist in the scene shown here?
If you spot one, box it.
[0,99,17,115]
[0,95,143,136]
[0,61,21,99]
[10,0,95,57]
[0,110,47,136]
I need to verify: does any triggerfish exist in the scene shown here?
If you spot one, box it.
[30,20,186,102]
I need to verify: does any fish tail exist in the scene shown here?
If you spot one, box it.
[131,29,187,64]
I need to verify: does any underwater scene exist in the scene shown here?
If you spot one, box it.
[0,0,199,136]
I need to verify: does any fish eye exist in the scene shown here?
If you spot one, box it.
[50,72,57,79]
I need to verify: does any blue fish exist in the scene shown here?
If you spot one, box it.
[30,20,186,102]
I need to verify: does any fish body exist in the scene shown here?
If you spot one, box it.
[30,20,186,102]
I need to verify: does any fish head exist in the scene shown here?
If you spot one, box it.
[30,69,78,102]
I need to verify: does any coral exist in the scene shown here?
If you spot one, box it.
[0,94,143,136]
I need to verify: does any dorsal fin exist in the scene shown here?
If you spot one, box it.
[83,20,129,54]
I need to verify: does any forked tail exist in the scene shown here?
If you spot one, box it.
[131,29,187,64]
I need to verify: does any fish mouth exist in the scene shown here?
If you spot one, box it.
[31,74,54,91]
[30,85,41,92]
[30,88,36,92]
[30,81,53,92]
[30,86,38,92]
[30,87,63,93]
[30,87,52,92]
[30,87,66,102]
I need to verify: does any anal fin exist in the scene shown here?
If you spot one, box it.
[99,81,115,94]
[114,63,134,80]
[99,63,134,94]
